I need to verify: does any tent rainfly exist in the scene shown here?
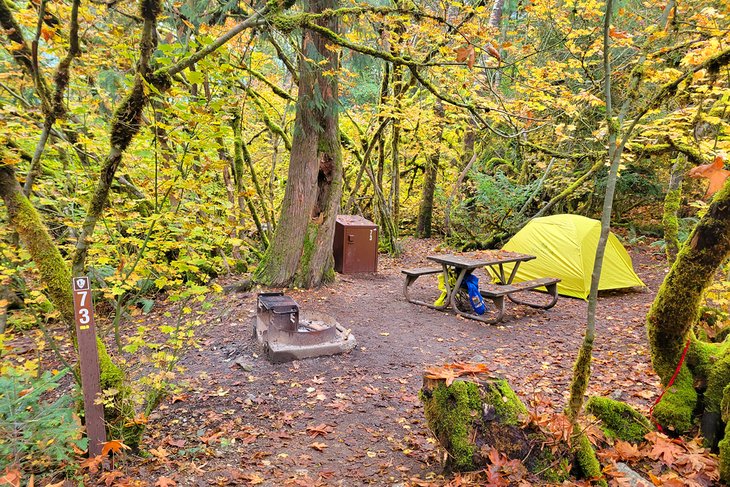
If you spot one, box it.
[499,214,645,300]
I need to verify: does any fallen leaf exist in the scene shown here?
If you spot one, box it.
[171,394,188,403]
[150,446,169,459]
[424,363,490,386]
[79,455,104,473]
[124,412,148,427]
[100,470,125,487]
[310,442,327,451]
[614,440,642,462]
[167,438,186,448]
[306,423,334,438]
[0,468,20,487]
[101,439,131,457]
[645,432,684,466]
[155,476,177,487]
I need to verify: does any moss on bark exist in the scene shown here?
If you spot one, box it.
[585,396,651,442]
[421,380,483,471]
[0,165,75,330]
[719,385,730,483]
[574,428,607,486]
[567,337,593,421]
[662,187,682,262]
[481,379,528,425]
[706,353,730,414]
[652,367,697,433]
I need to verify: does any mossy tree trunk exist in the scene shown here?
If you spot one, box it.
[647,180,730,439]
[0,164,76,330]
[662,154,689,263]
[416,101,444,238]
[254,0,343,288]
[231,114,268,249]
[0,161,124,433]
[648,181,730,382]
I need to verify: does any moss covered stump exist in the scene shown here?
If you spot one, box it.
[420,372,582,482]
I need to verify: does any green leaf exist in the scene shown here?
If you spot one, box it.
[187,70,205,84]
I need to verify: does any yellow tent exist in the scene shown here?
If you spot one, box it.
[499,214,645,300]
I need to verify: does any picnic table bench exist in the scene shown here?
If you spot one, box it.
[402,251,560,324]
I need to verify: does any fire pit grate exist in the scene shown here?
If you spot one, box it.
[254,292,357,363]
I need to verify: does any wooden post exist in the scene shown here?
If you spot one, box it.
[72,276,107,456]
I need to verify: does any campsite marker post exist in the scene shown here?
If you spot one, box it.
[72,276,107,456]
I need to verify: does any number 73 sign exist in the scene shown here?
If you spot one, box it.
[72,277,107,456]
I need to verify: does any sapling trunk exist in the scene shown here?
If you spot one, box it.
[662,155,689,263]
[416,101,444,238]
[564,6,619,485]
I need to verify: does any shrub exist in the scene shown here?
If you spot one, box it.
[0,367,85,477]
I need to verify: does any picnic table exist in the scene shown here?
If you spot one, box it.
[402,251,560,324]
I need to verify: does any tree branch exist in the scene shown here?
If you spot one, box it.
[24,0,82,195]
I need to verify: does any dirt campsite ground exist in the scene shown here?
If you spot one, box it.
[105,237,671,486]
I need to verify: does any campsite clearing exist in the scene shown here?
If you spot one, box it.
[129,237,666,485]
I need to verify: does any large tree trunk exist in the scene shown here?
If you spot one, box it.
[416,101,444,238]
[254,0,342,288]
[647,179,730,433]
[648,180,730,382]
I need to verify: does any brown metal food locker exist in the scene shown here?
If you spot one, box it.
[333,215,378,274]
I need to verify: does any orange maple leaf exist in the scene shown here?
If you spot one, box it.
[688,155,730,198]
[101,439,131,457]
[124,412,148,427]
[424,362,490,386]
[614,440,642,461]
[79,455,104,473]
[424,366,463,386]
[645,432,684,466]
[155,476,177,487]
[306,423,334,438]
[100,470,125,487]
[609,27,631,39]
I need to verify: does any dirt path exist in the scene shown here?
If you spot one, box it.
[137,239,667,486]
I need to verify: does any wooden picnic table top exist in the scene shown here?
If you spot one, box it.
[427,251,536,270]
